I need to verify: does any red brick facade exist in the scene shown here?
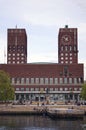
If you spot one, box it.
[58,26,78,64]
[0,26,84,101]
[7,28,27,64]
[0,63,84,101]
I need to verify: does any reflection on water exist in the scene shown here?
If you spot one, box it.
[0,115,85,130]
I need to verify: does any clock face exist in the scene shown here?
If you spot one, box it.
[61,35,71,43]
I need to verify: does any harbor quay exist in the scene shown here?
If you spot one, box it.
[0,102,85,119]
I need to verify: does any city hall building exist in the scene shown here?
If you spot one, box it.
[0,25,84,101]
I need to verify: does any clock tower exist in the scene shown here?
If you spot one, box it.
[58,25,78,64]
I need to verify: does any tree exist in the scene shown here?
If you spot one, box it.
[81,84,86,100]
[0,70,14,102]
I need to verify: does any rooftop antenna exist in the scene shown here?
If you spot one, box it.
[65,25,68,28]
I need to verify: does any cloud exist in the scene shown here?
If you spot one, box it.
[28,52,58,63]
[0,0,81,27]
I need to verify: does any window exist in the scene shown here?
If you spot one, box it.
[40,78,44,84]
[35,78,39,84]
[17,53,20,56]
[8,61,11,64]
[65,46,68,51]
[8,53,11,56]
[55,88,58,91]
[65,61,68,64]
[13,57,15,60]
[31,88,34,91]
[13,53,15,56]
[26,88,29,91]
[70,61,72,64]
[31,78,34,84]
[26,78,29,85]
[45,78,48,84]
[59,78,63,84]
[8,57,11,60]
[35,88,39,91]
[65,57,68,60]
[13,61,15,64]
[61,53,63,56]
[17,61,20,64]
[21,78,25,84]
[65,88,68,91]
[54,78,58,84]
[21,57,24,60]
[17,57,19,60]
[12,78,15,84]
[21,61,24,63]
[21,53,24,56]
[60,88,63,91]
[65,53,68,56]
[50,88,53,91]
[16,78,20,85]
[70,53,72,56]
[70,57,72,60]
[64,78,67,84]
[79,78,81,83]
[79,88,82,91]
[61,46,63,51]
[74,88,77,91]
[50,78,53,84]
[61,57,63,60]
[70,46,72,51]
[61,61,63,64]
[21,88,24,91]
[16,88,19,91]
[69,78,72,84]
[74,46,76,51]
[74,78,77,84]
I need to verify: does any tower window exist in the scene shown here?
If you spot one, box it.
[65,53,68,56]
[65,61,68,64]
[61,46,63,51]
[61,57,63,60]
[65,57,68,60]
[65,46,68,51]
[61,61,63,64]
[61,53,63,56]
[70,61,72,64]
[70,46,72,51]
[70,57,72,60]
[70,53,72,56]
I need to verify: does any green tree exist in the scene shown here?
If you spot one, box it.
[81,84,86,100]
[0,70,14,102]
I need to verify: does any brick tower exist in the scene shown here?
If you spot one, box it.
[58,25,78,64]
[7,28,27,64]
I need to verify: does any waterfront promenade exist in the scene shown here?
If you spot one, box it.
[0,102,85,119]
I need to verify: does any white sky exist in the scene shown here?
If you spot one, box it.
[0,0,86,79]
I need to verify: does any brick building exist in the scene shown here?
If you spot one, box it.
[7,28,27,64]
[0,25,84,101]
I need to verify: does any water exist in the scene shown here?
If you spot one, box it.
[0,115,85,130]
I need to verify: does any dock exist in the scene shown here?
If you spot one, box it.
[0,104,85,119]
[47,108,84,119]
